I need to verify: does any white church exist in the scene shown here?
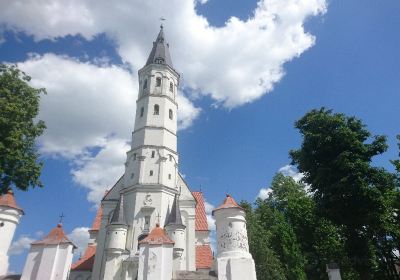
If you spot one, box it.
[0,27,258,280]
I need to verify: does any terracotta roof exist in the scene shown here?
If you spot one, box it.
[139,224,174,245]
[192,192,209,231]
[0,190,24,213]
[91,205,103,231]
[32,223,76,248]
[196,245,213,269]
[212,194,243,214]
[71,244,96,271]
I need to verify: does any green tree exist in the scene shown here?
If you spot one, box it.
[0,64,46,194]
[290,108,399,279]
[242,201,287,280]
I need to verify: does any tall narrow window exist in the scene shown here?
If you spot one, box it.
[169,82,173,92]
[149,170,153,176]
[169,109,173,120]
[151,151,155,158]
[144,216,150,231]
[133,153,137,160]
[156,77,161,87]
[154,104,159,115]
[143,79,147,89]
[168,174,171,180]
[140,107,144,117]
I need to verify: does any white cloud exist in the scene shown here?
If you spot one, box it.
[17,54,200,203]
[18,54,136,158]
[8,236,35,256]
[257,187,272,200]
[72,138,129,203]
[1,0,327,108]
[278,164,304,182]
[4,0,327,203]
[204,200,215,231]
[67,227,90,257]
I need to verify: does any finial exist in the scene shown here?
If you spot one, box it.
[159,17,166,29]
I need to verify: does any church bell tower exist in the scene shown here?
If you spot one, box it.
[124,25,180,192]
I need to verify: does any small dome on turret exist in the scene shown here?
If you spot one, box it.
[212,194,243,215]
[139,224,174,245]
[0,190,24,214]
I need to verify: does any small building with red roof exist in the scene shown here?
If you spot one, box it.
[20,223,76,280]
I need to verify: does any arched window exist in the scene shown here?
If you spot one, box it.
[140,107,144,117]
[156,77,161,87]
[154,104,159,115]
[169,109,173,120]
[169,82,173,92]
[143,79,147,89]
[149,170,153,176]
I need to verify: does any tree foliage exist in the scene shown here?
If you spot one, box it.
[245,109,399,279]
[290,108,399,279]
[0,64,46,193]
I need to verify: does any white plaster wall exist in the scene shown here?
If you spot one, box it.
[92,200,117,280]
[214,209,251,259]
[195,231,211,245]
[21,244,74,280]
[106,226,128,250]
[0,207,22,276]
[138,245,173,280]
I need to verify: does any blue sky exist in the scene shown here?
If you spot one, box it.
[1,0,399,273]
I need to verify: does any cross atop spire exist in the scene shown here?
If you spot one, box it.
[145,25,174,69]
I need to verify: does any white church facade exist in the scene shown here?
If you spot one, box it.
[0,27,258,280]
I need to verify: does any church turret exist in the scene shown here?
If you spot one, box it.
[106,194,128,251]
[103,194,129,279]
[0,190,24,276]
[213,194,257,280]
[138,224,174,280]
[165,194,186,270]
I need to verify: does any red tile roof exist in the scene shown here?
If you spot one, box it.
[196,245,213,269]
[212,194,243,214]
[71,244,96,271]
[0,190,24,213]
[192,192,209,231]
[32,223,76,248]
[139,224,174,245]
[91,205,103,231]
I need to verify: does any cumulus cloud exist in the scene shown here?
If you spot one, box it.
[204,200,215,231]
[72,138,130,203]
[257,187,272,200]
[18,54,136,158]
[17,54,200,203]
[1,0,327,108]
[68,227,90,257]
[4,0,327,203]
[8,236,35,256]
[278,164,304,182]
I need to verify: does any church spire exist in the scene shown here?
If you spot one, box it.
[145,25,174,69]
[110,194,126,225]
[166,194,184,226]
